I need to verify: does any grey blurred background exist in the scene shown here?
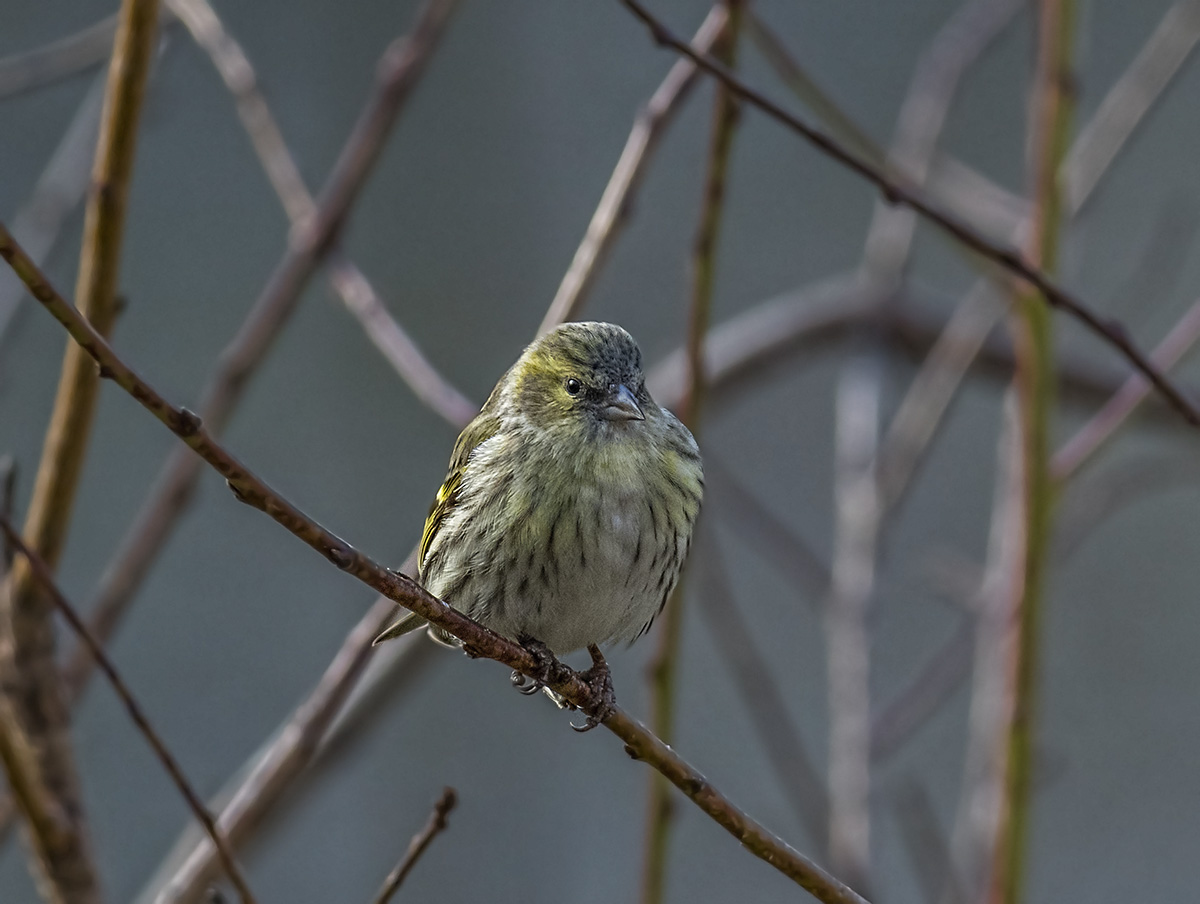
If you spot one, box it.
[2,0,1199,902]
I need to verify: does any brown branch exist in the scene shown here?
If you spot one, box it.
[617,0,1200,429]
[1,226,868,904]
[0,2,160,901]
[536,5,729,335]
[0,517,257,904]
[0,15,118,100]
[61,0,460,704]
[369,788,457,904]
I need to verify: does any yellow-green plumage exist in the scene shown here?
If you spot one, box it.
[373,322,703,654]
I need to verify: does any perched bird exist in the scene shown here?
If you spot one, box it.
[373,322,703,721]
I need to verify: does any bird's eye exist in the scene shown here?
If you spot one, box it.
[565,378,582,396]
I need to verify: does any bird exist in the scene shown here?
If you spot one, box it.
[372,321,703,726]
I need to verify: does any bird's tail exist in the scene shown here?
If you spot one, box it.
[371,609,428,646]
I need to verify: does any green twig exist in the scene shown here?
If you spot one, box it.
[993,2,1074,902]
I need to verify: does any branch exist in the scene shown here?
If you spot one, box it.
[0,517,257,904]
[537,5,729,335]
[61,0,460,704]
[0,2,160,900]
[617,0,1200,429]
[0,226,869,904]
[369,788,457,904]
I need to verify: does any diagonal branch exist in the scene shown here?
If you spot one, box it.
[0,517,257,904]
[617,0,1200,429]
[0,224,869,904]
[369,788,457,904]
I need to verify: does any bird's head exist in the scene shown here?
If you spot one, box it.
[507,321,657,436]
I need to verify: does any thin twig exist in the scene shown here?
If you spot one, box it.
[1065,0,1200,214]
[0,517,257,904]
[0,2,160,900]
[641,4,742,900]
[165,0,476,427]
[1,224,869,904]
[370,788,457,904]
[618,0,1200,429]
[61,0,461,704]
[537,5,730,335]
[0,15,118,100]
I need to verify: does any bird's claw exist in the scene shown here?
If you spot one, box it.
[512,636,556,697]
[571,644,616,732]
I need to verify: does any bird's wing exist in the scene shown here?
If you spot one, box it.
[418,410,503,575]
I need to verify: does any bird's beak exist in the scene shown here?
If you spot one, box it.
[603,383,645,421]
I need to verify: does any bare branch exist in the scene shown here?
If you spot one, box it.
[618,0,1200,428]
[537,5,730,335]
[1,225,869,904]
[370,788,457,904]
[0,517,257,904]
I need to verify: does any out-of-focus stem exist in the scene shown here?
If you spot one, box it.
[991,2,1074,902]
[640,5,743,903]
[0,2,159,901]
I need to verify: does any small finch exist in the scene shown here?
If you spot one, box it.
[374,322,703,719]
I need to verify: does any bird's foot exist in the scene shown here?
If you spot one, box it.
[571,644,616,732]
[511,636,556,696]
